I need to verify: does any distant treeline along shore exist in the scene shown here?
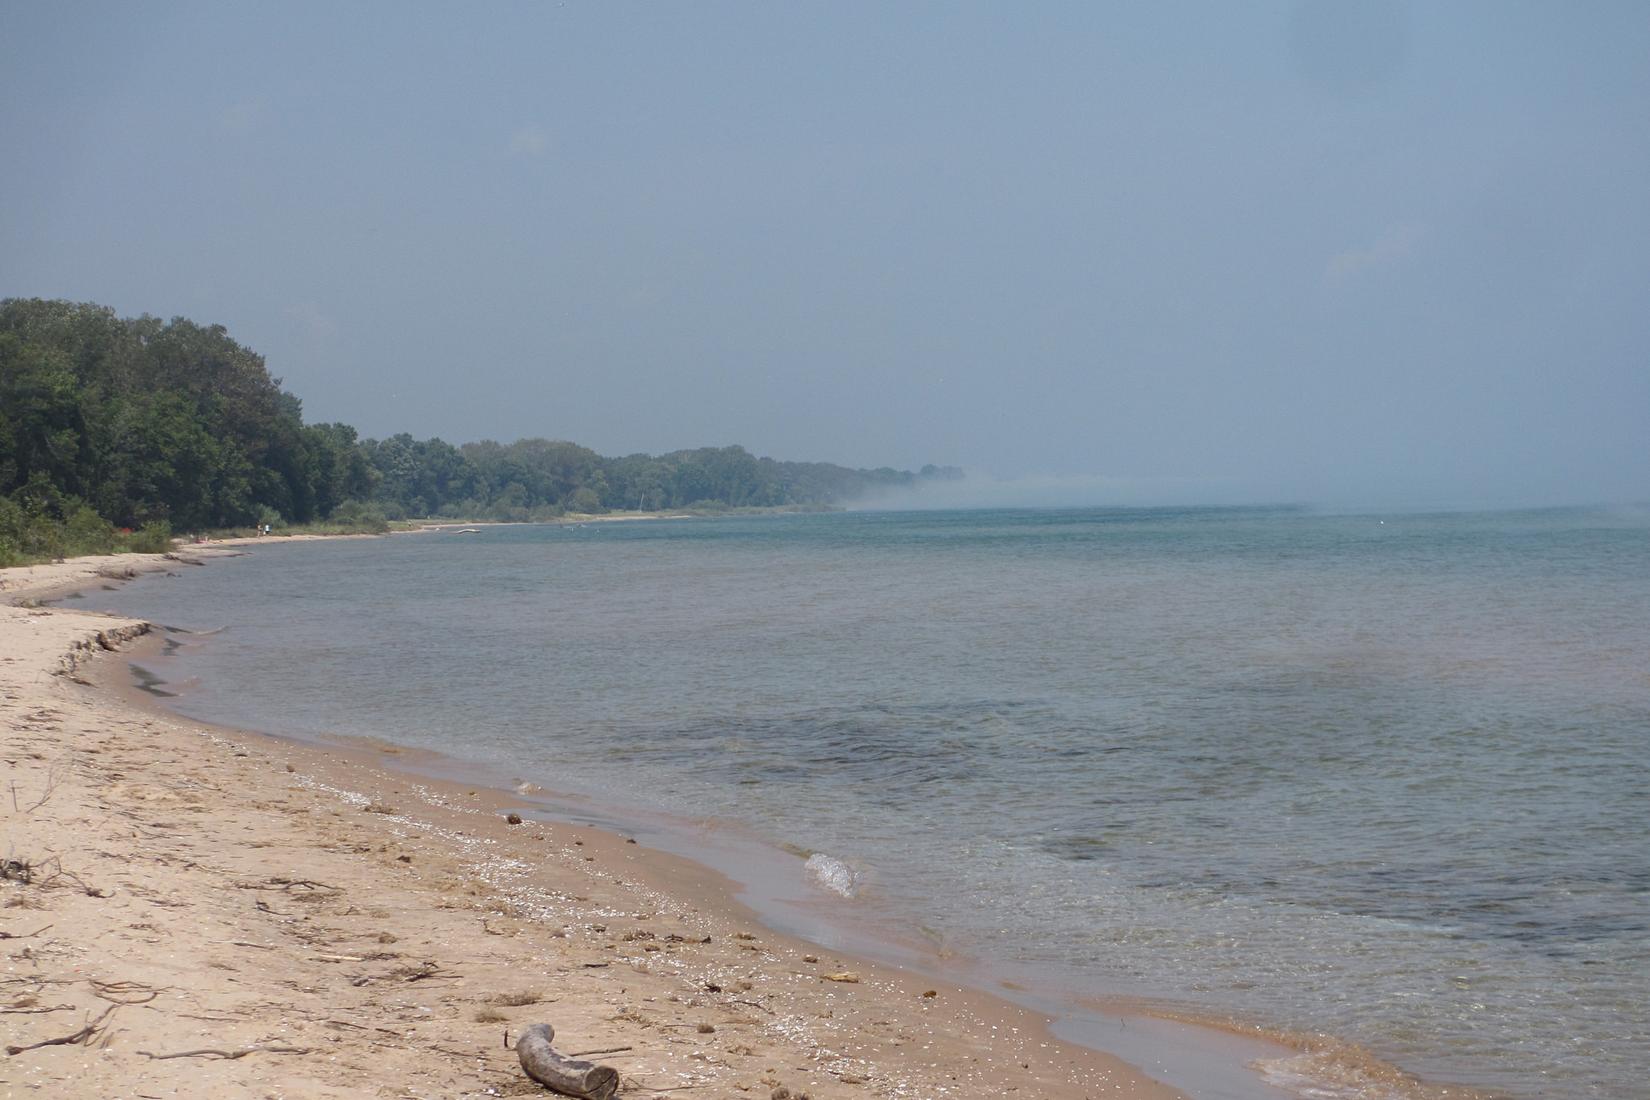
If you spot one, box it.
[0,298,961,564]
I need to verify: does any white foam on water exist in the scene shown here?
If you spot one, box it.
[804,852,862,898]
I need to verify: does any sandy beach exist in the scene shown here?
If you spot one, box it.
[1,546,1187,1099]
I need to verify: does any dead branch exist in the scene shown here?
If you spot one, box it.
[4,1004,116,1055]
[0,923,52,940]
[570,1045,634,1057]
[516,1022,620,1100]
[269,877,342,893]
[32,860,111,897]
[622,1079,705,1093]
[137,1043,310,1060]
[392,961,455,982]
[17,758,70,814]
[90,979,161,1004]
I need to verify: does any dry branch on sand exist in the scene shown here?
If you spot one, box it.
[4,1004,117,1055]
[137,1043,311,1060]
[514,1022,621,1100]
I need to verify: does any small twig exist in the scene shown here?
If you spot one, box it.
[728,999,773,1015]
[0,924,53,940]
[137,1043,310,1060]
[35,864,111,897]
[270,877,342,893]
[4,1004,116,1055]
[622,1078,705,1093]
[90,980,161,1004]
[20,759,69,814]
[570,1045,634,1057]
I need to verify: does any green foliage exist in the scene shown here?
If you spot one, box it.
[0,297,963,562]
[326,499,390,534]
[64,502,116,555]
[122,520,174,554]
[0,496,26,566]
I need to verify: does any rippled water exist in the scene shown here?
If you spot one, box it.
[86,506,1650,1098]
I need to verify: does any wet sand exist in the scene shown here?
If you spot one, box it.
[2,547,1194,1099]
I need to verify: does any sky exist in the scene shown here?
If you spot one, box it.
[3,1,1647,509]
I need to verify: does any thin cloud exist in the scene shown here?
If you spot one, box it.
[509,125,549,156]
[218,98,265,136]
[284,301,338,342]
[855,472,1253,510]
[1326,222,1424,282]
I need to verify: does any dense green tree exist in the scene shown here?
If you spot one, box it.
[1,297,962,548]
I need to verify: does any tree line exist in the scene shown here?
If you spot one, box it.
[0,299,960,561]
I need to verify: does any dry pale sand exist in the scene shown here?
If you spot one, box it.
[1,548,1188,1100]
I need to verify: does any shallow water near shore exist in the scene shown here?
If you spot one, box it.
[87,506,1650,1099]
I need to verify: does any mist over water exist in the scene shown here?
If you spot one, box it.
[89,508,1650,1099]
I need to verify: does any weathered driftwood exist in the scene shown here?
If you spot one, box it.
[516,1023,620,1100]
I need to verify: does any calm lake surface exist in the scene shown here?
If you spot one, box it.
[86,506,1650,1099]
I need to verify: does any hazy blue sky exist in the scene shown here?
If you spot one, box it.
[3,2,1647,508]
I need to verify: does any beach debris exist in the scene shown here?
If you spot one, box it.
[492,990,542,1006]
[4,1004,117,1056]
[821,972,860,984]
[514,1022,620,1099]
[0,923,53,941]
[137,1042,310,1060]
[507,812,523,825]
[265,876,342,893]
[89,979,160,1004]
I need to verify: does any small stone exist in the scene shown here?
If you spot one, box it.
[921,989,937,998]
[802,954,818,963]
[697,1022,715,1033]
[506,812,522,825]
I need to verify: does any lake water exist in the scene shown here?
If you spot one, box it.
[85,506,1650,1099]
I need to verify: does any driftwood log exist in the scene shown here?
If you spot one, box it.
[516,1023,620,1100]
